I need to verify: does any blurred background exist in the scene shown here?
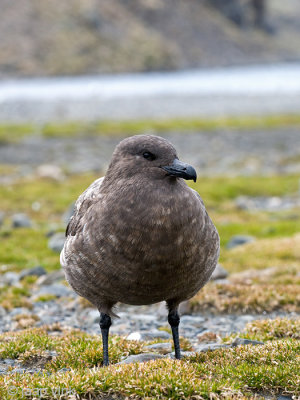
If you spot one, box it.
[0,0,299,340]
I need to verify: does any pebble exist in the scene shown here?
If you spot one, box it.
[180,315,205,326]
[36,270,65,286]
[0,211,5,227]
[236,195,300,212]
[117,353,165,365]
[32,283,73,298]
[210,264,228,280]
[11,213,32,228]
[196,343,230,352]
[2,271,19,286]
[20,265,47,280]
[144,342,172,355]
[63,202,75,225]
[0,306,6,317]
[226,235,255,249]
[57,367,71,373]
[231,337,264,347]
[85,309,100,324]
[10,307,32,317]
[36,164,65,181]
[48,233,66,253]
[137,330,172,341]
[126,332,142,341]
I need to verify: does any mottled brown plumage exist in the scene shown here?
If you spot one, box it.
[61,135,219,365]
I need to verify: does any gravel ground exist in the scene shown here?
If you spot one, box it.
[2,94,300,123]
[1,127,300,177]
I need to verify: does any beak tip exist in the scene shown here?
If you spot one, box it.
[162,159,197,182]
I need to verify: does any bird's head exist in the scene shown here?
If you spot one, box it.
[106,135,197,183]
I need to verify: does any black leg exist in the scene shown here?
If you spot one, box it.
[99,313,112,366]
[168,309,181,360]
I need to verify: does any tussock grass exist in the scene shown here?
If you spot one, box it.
[243,317,300,341]
[220,234,300,272]
[0,319,299,399]
[189,283,300,314]
[189,282,300,314]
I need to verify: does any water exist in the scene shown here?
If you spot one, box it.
[0,63,300,121]
[1,63,300,101]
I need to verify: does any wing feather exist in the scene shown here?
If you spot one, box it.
[66,177,104,236]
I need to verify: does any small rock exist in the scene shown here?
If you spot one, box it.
[3,359,16,365]
[31,201,41,211]
[178,300,191,315]
[140,330,171,340]
[36,270,65,286]
[11,368,27,374]
[237,315,255,323]
[38,370,52,376]
[180,324,199,338]
[144,342,172,355]
[36,164,65,181]
[131,314,156,322]
[179,351,196,358]
[85,309,100,324]
[33,284,72,298]
[180,315,205,326]
[127,330,171,341]
[127,332,142,341]
[226,235,255,249]
[63,202,75,225]
[0,306,6,317]
[9,307,30,317]
[0,211,5,227]
[11,213,32,228]
[117,353,165,365]
[210,264,229,280]
[57,367,71,373]
[167,351,196,359]
[20,266,47,280]
[231,337,264,347]
[197,331,218,343]
[2,271,19,285]
[196,343,230,352]
[48,233,65,253]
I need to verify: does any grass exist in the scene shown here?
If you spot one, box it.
[0,318,299,399]
[1,113,300,143]
[189,282,300,314]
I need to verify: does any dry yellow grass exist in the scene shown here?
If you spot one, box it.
[221,234,300,273]
[189,282,300,314]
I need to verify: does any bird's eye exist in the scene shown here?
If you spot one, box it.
[143,151,156,161]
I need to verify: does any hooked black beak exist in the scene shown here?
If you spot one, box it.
[161,159,197,182]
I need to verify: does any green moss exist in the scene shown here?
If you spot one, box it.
[0,173,99,221]
[0,123,34,143]
[0,228,60,272]
[190,174,300,205]
[34,294,57,302]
